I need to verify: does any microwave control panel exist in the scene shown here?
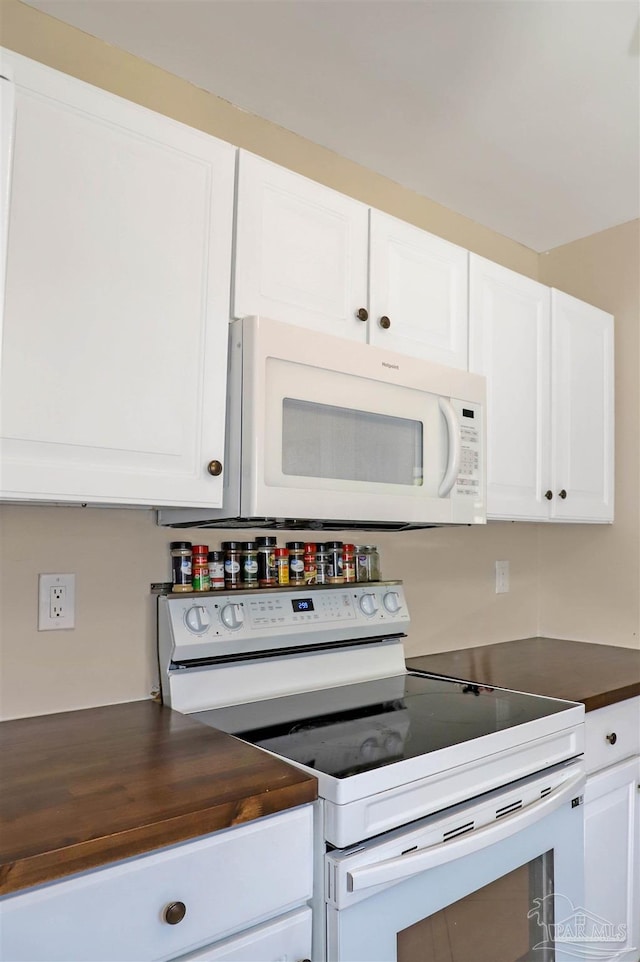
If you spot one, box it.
[453,399,483,501]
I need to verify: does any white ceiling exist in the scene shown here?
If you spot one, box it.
[23,0,640,251]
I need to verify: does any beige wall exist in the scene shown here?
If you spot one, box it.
[0,2,637,720]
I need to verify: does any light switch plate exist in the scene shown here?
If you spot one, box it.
[38,573,75,630]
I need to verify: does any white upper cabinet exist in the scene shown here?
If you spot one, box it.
[469,254,614,522]
[368,210,468,368]
[234,152,469,367]
[233,150,369,337]
[551,289,614,522]
[0,50,235,508]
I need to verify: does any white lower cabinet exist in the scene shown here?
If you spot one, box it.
[0,806,313,962]
[584,698,640,962]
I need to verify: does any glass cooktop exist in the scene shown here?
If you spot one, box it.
[193,672,577,780]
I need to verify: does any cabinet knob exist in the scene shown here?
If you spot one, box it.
[606,732,617,745]
[559,489,567,499]
[379,315,391,330]
[356,307,369,322]
[164,901,187,925]
[545,490,553,500]
[207,460,223,477]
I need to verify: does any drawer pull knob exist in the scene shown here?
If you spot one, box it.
[559,489,567,499]
[545,490,553,500]
[606,732,617,745]
[207,460,223,477]
[164,901,187,925]
[379,315,391,330]
[356,307,369,321]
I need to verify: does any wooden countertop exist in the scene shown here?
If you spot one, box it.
[407,637,640,711]
[0,700,317,897]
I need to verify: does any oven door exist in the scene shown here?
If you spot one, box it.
[326,762,585,962]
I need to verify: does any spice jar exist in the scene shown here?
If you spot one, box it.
[256,536,277,588]
[342,543,356,583]
[315,543,329,585]
[170,541,192,593]
[326,541,344,584]
[222,541,242,590]
[275,547,290,586]
[356,545,381,582]
[191,544,210,592]
[303,542,317,585]
[207,550,225,590]
[286,541,305,585]
[241,541,258,587]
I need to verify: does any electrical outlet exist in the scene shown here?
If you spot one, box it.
[495,560,510,594]
[38,573,75,630]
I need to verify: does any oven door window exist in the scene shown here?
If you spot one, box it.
[397,852,554,962]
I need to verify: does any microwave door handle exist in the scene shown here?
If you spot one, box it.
[437,398,461,497]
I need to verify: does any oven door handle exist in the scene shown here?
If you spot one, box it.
[347,769,585,893]
[437,398,461,498]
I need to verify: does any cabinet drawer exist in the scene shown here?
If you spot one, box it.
[0,806,313,962]
[175,907,312,961]
[585,697,640,774]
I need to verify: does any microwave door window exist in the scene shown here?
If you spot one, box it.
[281,399,423,486]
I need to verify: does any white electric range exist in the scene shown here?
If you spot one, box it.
[158,582,586,962]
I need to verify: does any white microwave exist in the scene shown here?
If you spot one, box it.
[158,316,486,531]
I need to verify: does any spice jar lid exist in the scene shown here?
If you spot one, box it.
[207,550,224,561]
[343,543,356,552]
[326,541,343,549]
[170,541,192,550]
[256,536,277,547]
[286,541,304,550]
[221,541,240,550]
[274,547,289,556]
[242,541,257,550]
[304,542,317,553]
[192,544,208,554]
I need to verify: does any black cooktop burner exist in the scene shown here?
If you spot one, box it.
[193,672,575,779]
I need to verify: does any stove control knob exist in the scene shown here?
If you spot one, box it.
[220,603,244,630]
[383,591,401,614]
[184,606,211,635]
[359,593,379,617]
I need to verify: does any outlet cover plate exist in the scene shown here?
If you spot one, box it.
[38,573,75,630]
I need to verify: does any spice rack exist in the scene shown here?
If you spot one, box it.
[169,539,381,593]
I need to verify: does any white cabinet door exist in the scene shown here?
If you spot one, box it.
[469,253,551,520]
[368,210,468,369]
[0,50,235,508]
[584,755,640,962]
[551,289,614,522]
[233,150,369,338]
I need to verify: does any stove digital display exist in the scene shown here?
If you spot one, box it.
[292,598,314,612]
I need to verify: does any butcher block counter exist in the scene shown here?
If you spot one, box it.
[407,637,640,710]
[0,699,317,896]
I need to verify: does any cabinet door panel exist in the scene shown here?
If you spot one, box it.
[0,52,234,507]
[551,290,614,522]
[584,756,640,961]
[234,151,368,337]
[469,254,551,519]
[368,210,468,368]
